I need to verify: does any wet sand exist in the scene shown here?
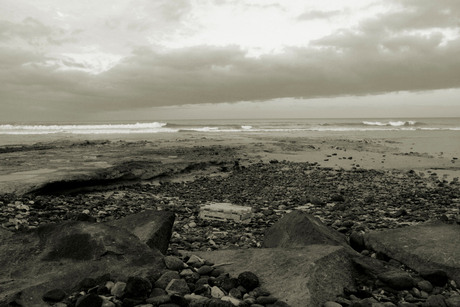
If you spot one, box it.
[0,131,458,195]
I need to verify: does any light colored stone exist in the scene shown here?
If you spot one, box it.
[222,295,243,306]
[211,286,225,298]
[184,293,209,303]
[111,282,126,298]
[187,254,205,267]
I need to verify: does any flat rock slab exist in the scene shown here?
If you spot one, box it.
[364,221,460,285]
[0,221,165,306]
[193,245,356,307]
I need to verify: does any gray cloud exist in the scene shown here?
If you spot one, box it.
[1,0,460,121]
[0,18,73,46]
[297,10,342,21]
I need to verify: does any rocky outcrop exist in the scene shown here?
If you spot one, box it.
[107,209,175,254]
[0,221,165,306]
[193,245,356,307]
[363,221,460,286]
[262,211,349,248]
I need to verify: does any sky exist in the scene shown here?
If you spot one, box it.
[1,0,460,122]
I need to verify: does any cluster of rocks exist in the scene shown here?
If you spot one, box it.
[326,250,460,307]
[41,254,287,307]
[1,157,460,307]
[1,161,458,253]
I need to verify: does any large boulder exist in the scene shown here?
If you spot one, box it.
[363,221,460,286]
[262,211,349,248]
[0,221,165,306]
[107,209,175,254]
[193,245,357,307]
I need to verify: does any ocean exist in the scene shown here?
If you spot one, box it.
[1,117,459,155]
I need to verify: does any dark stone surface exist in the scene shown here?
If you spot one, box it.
[262,211,348,248]
[237,271,259,291]
[0,221,165,305]
[107,210,175,255]
[42,289,66,303]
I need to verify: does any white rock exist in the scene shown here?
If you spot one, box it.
[110,281,126,298]
[222,295,242,306]
[211,286,225,299]
[105,281,114,290]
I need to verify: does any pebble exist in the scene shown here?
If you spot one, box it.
[125,276,152,299]
[377,271,414,290]
[417,280,434,293]
[165,279,191,296]
[211,286,225,299]
[42,288,67,302]
[164,255,186,271]
[110,281,126,298]
[75,293,103,307]
[238,271,259,291]
[323,301,342,307]
[197,265,214,275]
[445,295,460,307]
[155,271,181,289]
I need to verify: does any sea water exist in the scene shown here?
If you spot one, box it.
[0,118,459,156]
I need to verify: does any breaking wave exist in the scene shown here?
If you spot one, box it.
[362,121,419,127]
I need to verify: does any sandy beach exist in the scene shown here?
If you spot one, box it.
[1,131,459,234]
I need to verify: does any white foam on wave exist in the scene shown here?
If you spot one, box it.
[362,120,417,127]
[0,122,172,135]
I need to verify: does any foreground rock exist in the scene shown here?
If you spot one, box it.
[106,209,175,254]
[0,221,165,306]
[262,211,349,248]
[363,221,460,286]
[192,245,356,307]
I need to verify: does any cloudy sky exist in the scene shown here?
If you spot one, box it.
[1,0,460,122]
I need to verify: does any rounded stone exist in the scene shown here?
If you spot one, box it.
[420,269,449,287]
[197,265,214,275]
[256,295,278,305]
[110,281,126,298]
[377,271,414,290]
[42,288,67,303]
[425,294,447,307]
[155,271,181,289]
[75,293,103,307]
[323,302,342,307]
[164,256,186,271]
[125,276,152,299]
[349,231,365,252]
[417,280,433,293]
[445,295,460,307]
[237,271,259,291]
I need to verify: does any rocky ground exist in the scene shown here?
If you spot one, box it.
[1,160,459,252]
[1,143,460,306]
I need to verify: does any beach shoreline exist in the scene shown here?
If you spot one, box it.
[0,133,459,239]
